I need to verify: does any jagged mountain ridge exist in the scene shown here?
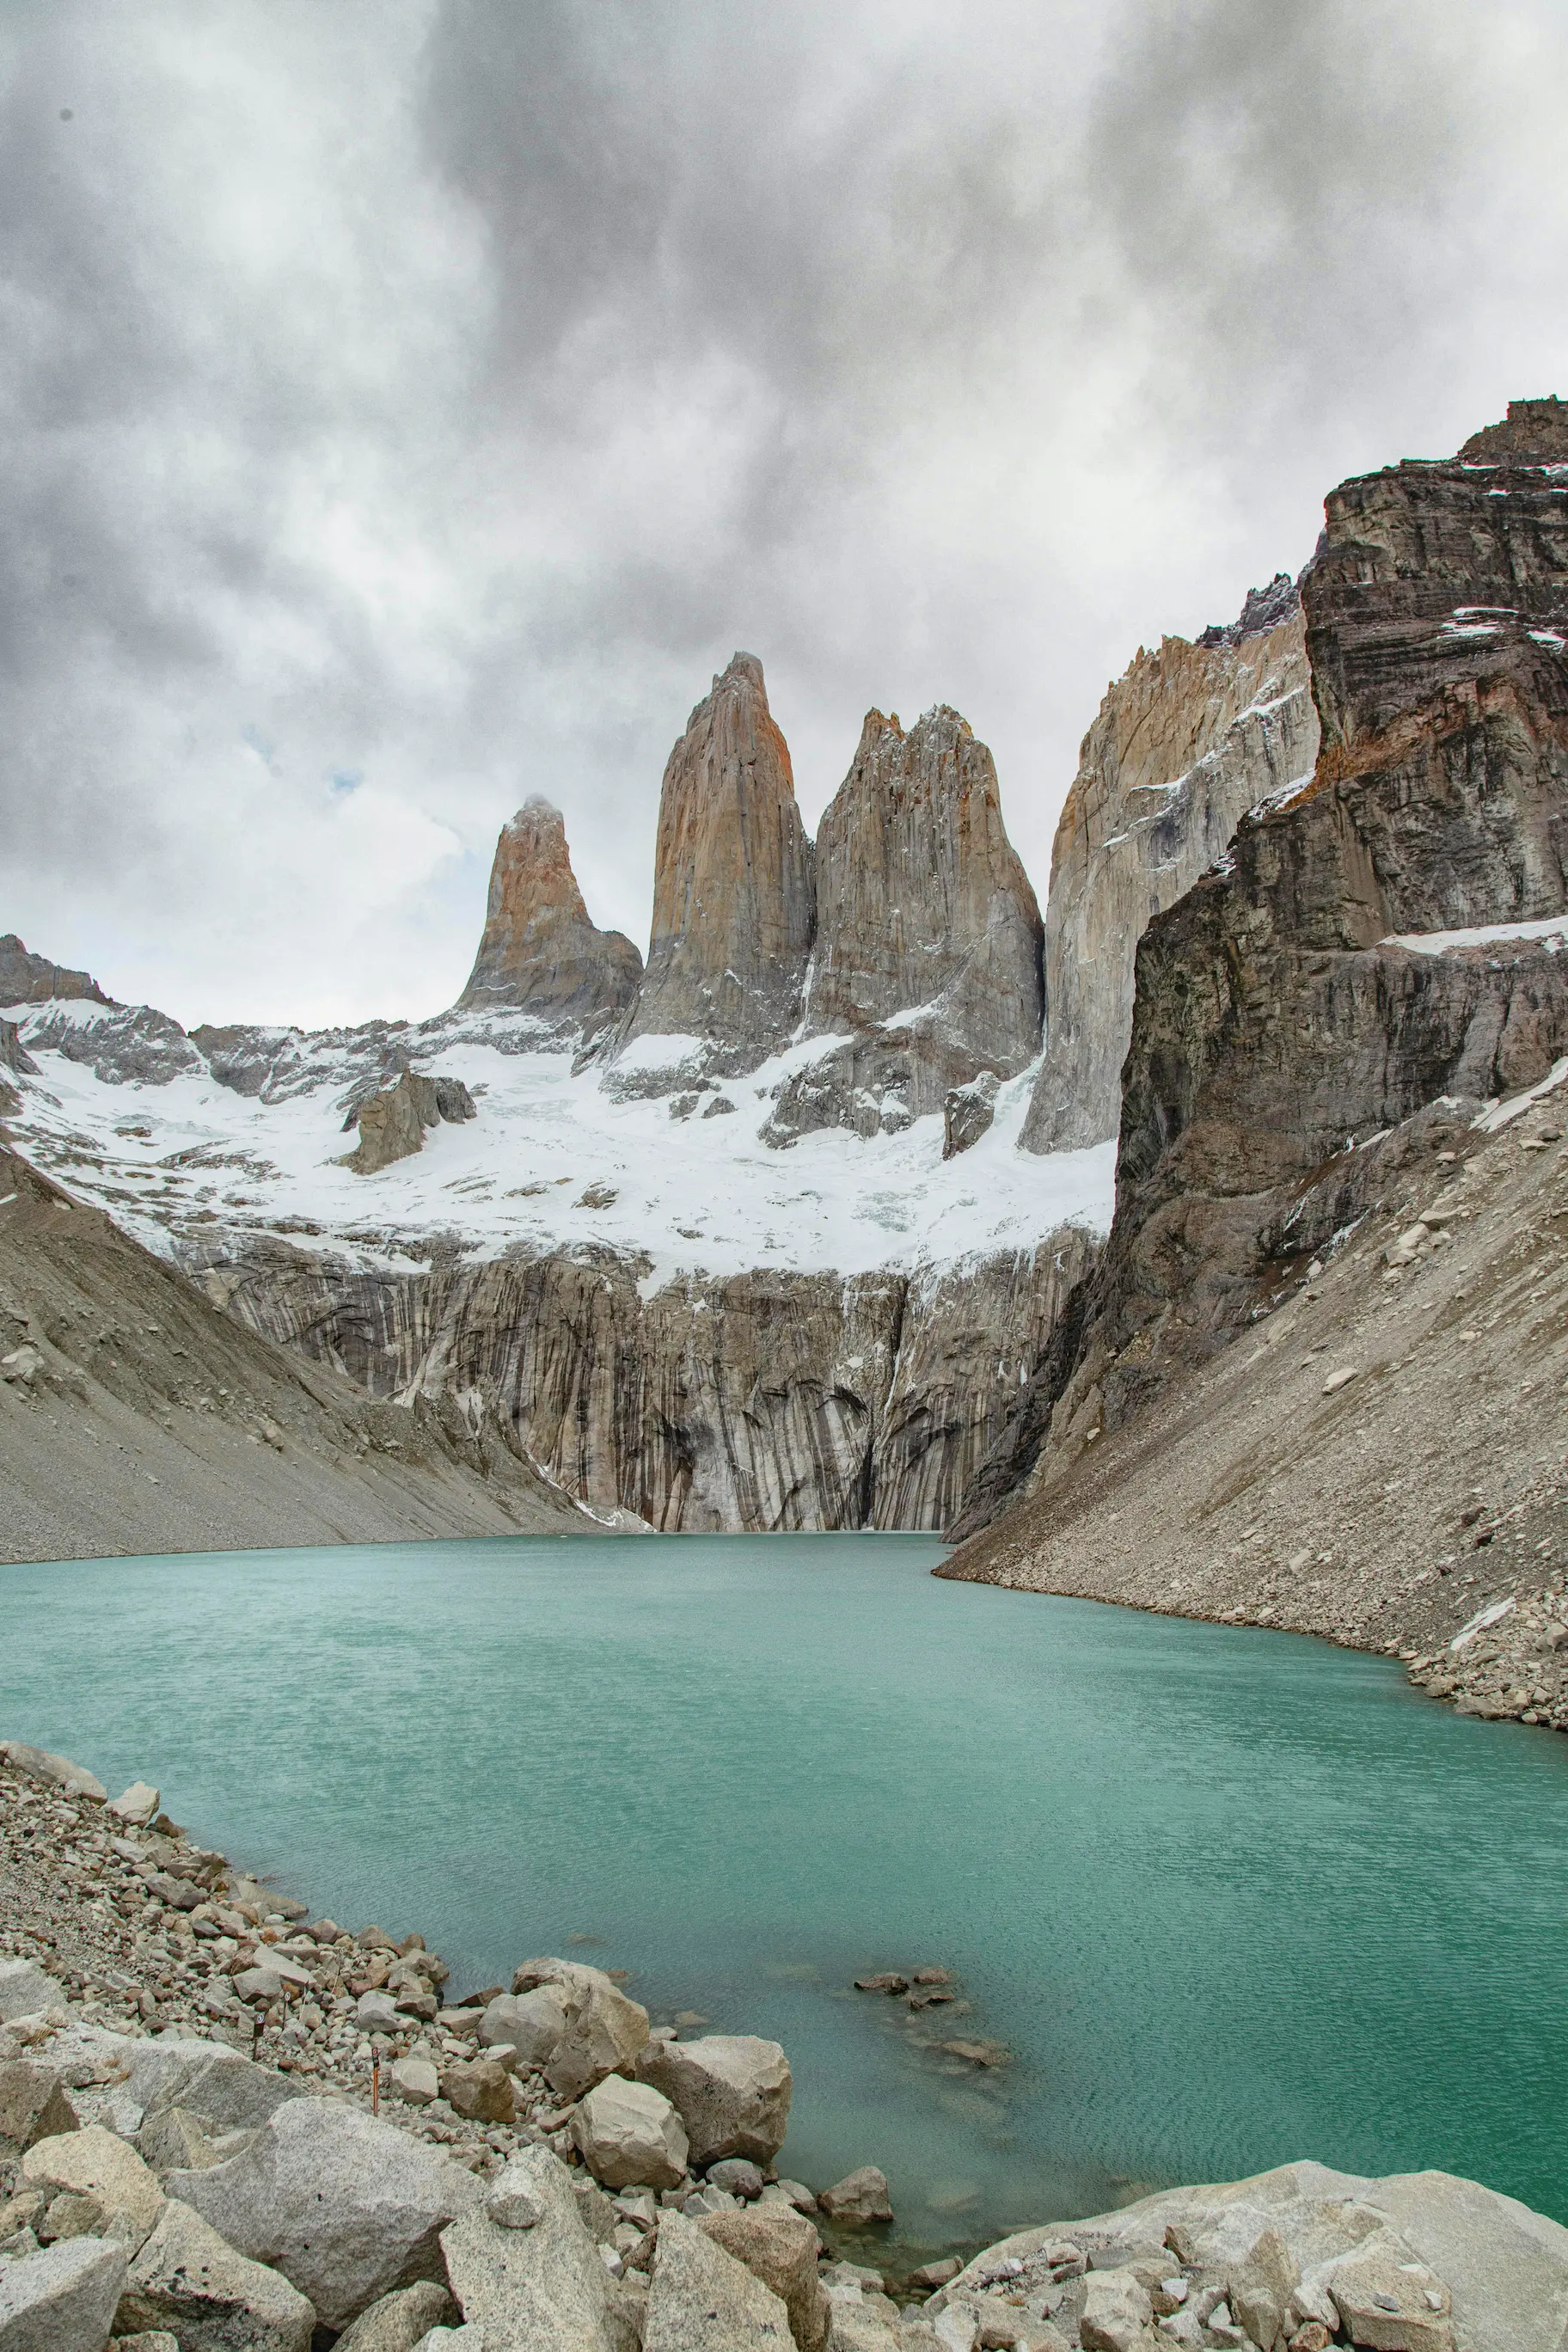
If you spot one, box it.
[1,560,1343,1536]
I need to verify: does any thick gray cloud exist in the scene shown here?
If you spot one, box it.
[3,0,1566,1026]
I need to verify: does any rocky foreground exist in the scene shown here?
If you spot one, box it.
[2,1743,1565,2351]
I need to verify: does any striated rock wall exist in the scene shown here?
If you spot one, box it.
[457,795,642,1042]
[610,652,814,1081]
[957,405,1568,1534]
[767,707,1043,1144]
[1020,595,1318,1154]
[214,1229,1095,1533]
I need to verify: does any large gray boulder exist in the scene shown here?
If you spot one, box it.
[0,1961,66,2025]
[644,2208,793,2349]
[0,1743,107,1801]
[334,2280,453,2352]
[572,2075,688,2191]
[0,2237,127,2352]
[0,2061,77,2151]
[21,2124,166,2250]
[171,2097,482,2328]
[479,1988,570,2069]
[117,2034,304,2135]
[700,2208,830,2352]
[636,2035,791,2167]
[118,2197,315,2352]
[438,2146,617,2352]
[1359,2170,1568,2352]
[511,1960,650,2099]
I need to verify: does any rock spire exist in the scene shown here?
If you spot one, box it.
[766,705,1042,1143]
[610,653,814,1077]
[458,796,642,1044]
[0,934,112,1009]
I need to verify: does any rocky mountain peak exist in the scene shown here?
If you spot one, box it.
[1457,395,1568,463]
[765,700,1042,1146]
[1196,571,1301,649]
[458,795,642,1045]
[609,650,814,1081]
[0,934,113,1009]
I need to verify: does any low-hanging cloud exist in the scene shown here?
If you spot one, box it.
[3,0,1565,1026]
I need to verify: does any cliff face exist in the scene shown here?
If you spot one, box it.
[1020,594,1318,1154]
[767,706,1043,1145]
[957,408,1568,1535]
[609,652,814,1082]
[0,934,112,1009]
[457,796,642,1041]
[215,1228,1094,1534]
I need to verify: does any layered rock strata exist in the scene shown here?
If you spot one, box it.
[1020,589,1318,1154]
[609,653,814,1086]
[0,934,111,1009]
[768,708,1043,1143]
[959,405,1568,1534]
[207,1230,1094,1534]
[456,795,642,1042]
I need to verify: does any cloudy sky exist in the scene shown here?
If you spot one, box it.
[4,0,1567,1027]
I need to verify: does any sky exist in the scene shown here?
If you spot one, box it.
[3,0,1568,1030]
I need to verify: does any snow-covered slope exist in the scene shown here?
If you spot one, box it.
[1,997,1115,1287]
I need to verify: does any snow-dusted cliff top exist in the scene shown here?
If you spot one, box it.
[3,998,1114,1287]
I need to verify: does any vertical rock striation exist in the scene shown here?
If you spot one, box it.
[457,796,642,1044]
[1020,589,1318,1154]
[609,653,814,1084]
[214,1231,1095,1534]
[956,404,1568,1535]
[766,705,1042,1143]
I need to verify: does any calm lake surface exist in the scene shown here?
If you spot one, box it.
[4,1532,1567,2253]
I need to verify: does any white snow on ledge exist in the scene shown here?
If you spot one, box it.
[0,1001,1117,1288]
[1382,914,1568,956]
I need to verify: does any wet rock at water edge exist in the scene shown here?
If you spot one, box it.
[818,2167,894,2226]
[635,2034,793,2168]
[572,2074,689,2191]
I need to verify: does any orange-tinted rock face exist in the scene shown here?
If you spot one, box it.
[613,652,814,1073]
[458,796,642,1043]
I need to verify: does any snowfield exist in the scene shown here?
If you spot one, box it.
[2,1000,1116,1289]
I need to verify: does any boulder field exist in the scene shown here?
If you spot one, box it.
[2,1741,1565,2350]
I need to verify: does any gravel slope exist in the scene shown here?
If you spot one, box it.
[943,1075,1568,1729]
[0,1142,586,1565]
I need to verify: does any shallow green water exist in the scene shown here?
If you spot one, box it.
[3,1533,1567,2251]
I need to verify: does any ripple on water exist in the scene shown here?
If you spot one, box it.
[3,1531,1568,2256]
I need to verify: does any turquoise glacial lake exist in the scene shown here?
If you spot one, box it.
[4,1533,1568,2254]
